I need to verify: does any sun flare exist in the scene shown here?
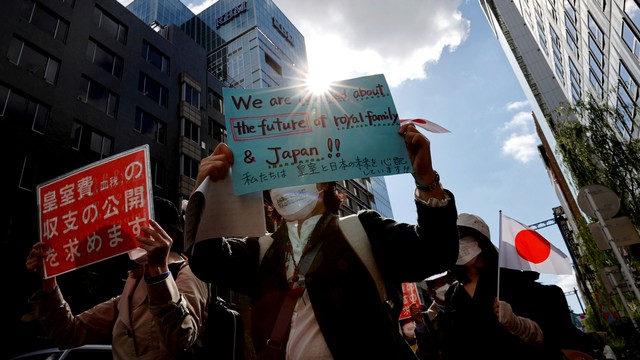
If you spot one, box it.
[305,72,332,95]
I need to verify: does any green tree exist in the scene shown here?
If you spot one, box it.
[554,97,640,358]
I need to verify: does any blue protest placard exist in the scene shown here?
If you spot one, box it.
[224,74,411,195]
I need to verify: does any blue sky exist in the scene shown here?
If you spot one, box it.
[118,0,585,313]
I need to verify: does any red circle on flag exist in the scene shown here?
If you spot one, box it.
[514,230,551,264]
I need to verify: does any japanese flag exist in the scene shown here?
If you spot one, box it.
[499,213,573,275]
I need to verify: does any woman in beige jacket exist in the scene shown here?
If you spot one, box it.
[25,197,209,360]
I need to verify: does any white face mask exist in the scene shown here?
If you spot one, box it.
[435,283,450,301]
[270,184,322,221]
[456,236,482,265]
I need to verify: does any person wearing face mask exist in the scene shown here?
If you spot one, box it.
[25,197,210,360]
[188,123,459,360]
[441,213,591,360]
[413,271,453,360]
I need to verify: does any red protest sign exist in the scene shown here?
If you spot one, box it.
[37,146,152,278]
[399,282,424,320]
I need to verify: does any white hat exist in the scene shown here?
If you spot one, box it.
[457,213,490,241]
[456,237,482,265]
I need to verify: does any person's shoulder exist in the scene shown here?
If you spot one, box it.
[353,209,381,217]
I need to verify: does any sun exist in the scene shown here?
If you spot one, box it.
[305,71,332,95]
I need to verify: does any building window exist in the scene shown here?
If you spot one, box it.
[546,0,557,23]
[181,154,199,180]
[7,36,60,84]
[535,14,549,56]
[139,73,168,108]
[19,155,38,191]
[228,50,244,80]
[70,121,113,159]
[182,118,199,143]
[588,13,605,47]
[79,76,119,117]
[264,52,282,76]
[564,2,579,58]
[141,40,170,74]
[622,20,640,61]
[208,89,223,113]
[616,61,639,139]
[208,118,227,143]
[151,158,165,189]
[86,38,123,78]
[93,6,127,44]
[135,108,166,144]
[0,83,49,134]
[182,83,200,108]
[19,0,69,43]
[624,0,640,32]
[588,58,604,97]
[550,26,564,84]
[569,58,581,104]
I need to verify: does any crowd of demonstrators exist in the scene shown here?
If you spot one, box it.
[25,197,210,360]
[412,271,454,360]
[187,123,460,360]
[440,213,598,360]
[22,127,608,359]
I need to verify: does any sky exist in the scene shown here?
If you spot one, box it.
[118,0,586,313]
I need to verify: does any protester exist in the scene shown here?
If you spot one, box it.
[188,123,459,359]
[441,212,594,360]
[413,271,453,360]
[401,317,418,352]
[25,197,209,360]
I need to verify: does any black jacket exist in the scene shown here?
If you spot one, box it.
[189,191,458,360]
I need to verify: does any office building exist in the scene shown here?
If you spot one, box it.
[480,0,639,324]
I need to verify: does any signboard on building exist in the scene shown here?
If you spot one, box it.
[36,146,152,278]
[223,74,411,195]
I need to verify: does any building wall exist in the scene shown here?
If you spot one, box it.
[0,0,226,357]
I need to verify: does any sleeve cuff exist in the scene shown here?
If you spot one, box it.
[145,271,170,284]
[414,189,451,207]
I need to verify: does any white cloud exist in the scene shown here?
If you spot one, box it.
[273,0,470,87]
[500,110,538,163]
[185,0,215,15]
[502,111,532,131]
[502,133,538,163]
[505,100,529,111]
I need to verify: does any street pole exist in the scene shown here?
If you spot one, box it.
[607,271,638,330]
[585,189,640,306]
[571,288,585,313]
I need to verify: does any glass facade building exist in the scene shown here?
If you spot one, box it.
[129,0,308,88]
[126,0,194,27]
[186,0,307,88]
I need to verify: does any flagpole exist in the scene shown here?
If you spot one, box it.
[497,210,502,322]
